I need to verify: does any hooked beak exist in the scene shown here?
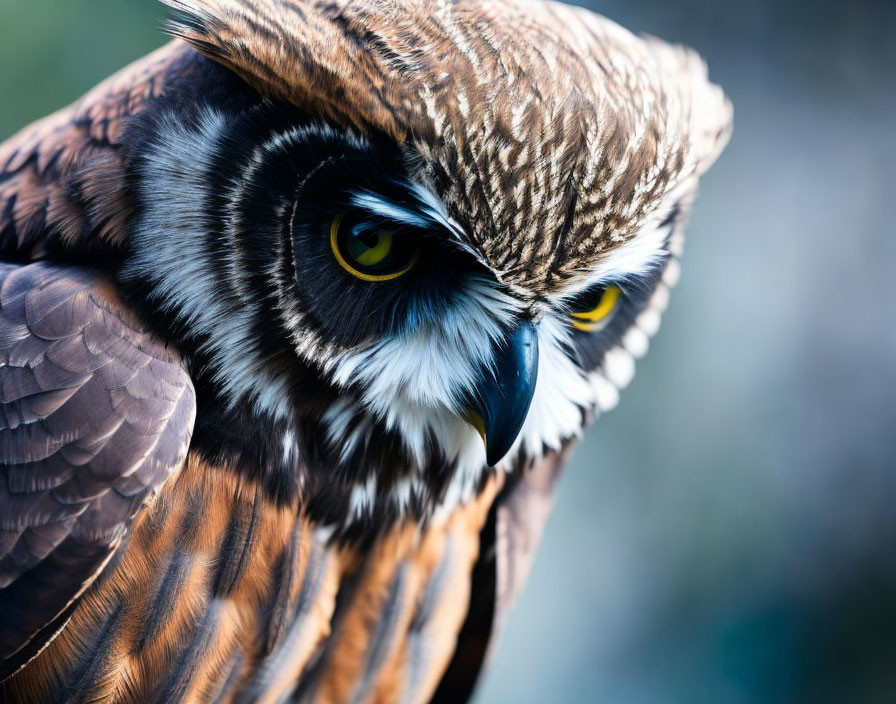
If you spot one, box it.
[465,320,539,466]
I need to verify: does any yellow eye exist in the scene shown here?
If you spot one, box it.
[570,285,621,332]
[330,213,418,281]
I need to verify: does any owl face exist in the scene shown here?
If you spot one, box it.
[117,0,730,531]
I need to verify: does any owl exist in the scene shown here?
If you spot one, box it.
[0,0,730,702]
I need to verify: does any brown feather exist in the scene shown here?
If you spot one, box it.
[162,0,732,291]
[0,42,197,261]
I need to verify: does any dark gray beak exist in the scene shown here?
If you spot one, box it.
[465,320,539,466]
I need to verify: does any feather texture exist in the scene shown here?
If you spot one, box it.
[0,262,195,680]
[0,43,205,262]
[163,0,732,290]
[1,456,505,703]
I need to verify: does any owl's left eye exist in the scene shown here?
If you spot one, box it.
[569,285,621,332]
[330,213,419,281]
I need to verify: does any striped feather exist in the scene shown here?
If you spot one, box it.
[2,456,507,704]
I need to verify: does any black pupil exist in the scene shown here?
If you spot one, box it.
[575,286,606,313]
[357,230,380,248]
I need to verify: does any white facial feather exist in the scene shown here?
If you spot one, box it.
[124,107,297,422]
[325,276,521,430]
[516,316,594,457]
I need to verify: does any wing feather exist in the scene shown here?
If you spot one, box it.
[0,41,198,262]
[0,261,195,680]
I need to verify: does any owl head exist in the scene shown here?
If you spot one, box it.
[118,0,731,532]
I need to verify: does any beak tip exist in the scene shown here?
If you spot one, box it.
[478,407,526,467]
[485,445,507,468]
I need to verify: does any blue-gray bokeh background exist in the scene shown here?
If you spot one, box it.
[1,2,894,702]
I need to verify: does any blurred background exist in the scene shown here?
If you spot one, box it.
[1,1,894,702]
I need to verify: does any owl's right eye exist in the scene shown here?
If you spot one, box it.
[330,213,419,282]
